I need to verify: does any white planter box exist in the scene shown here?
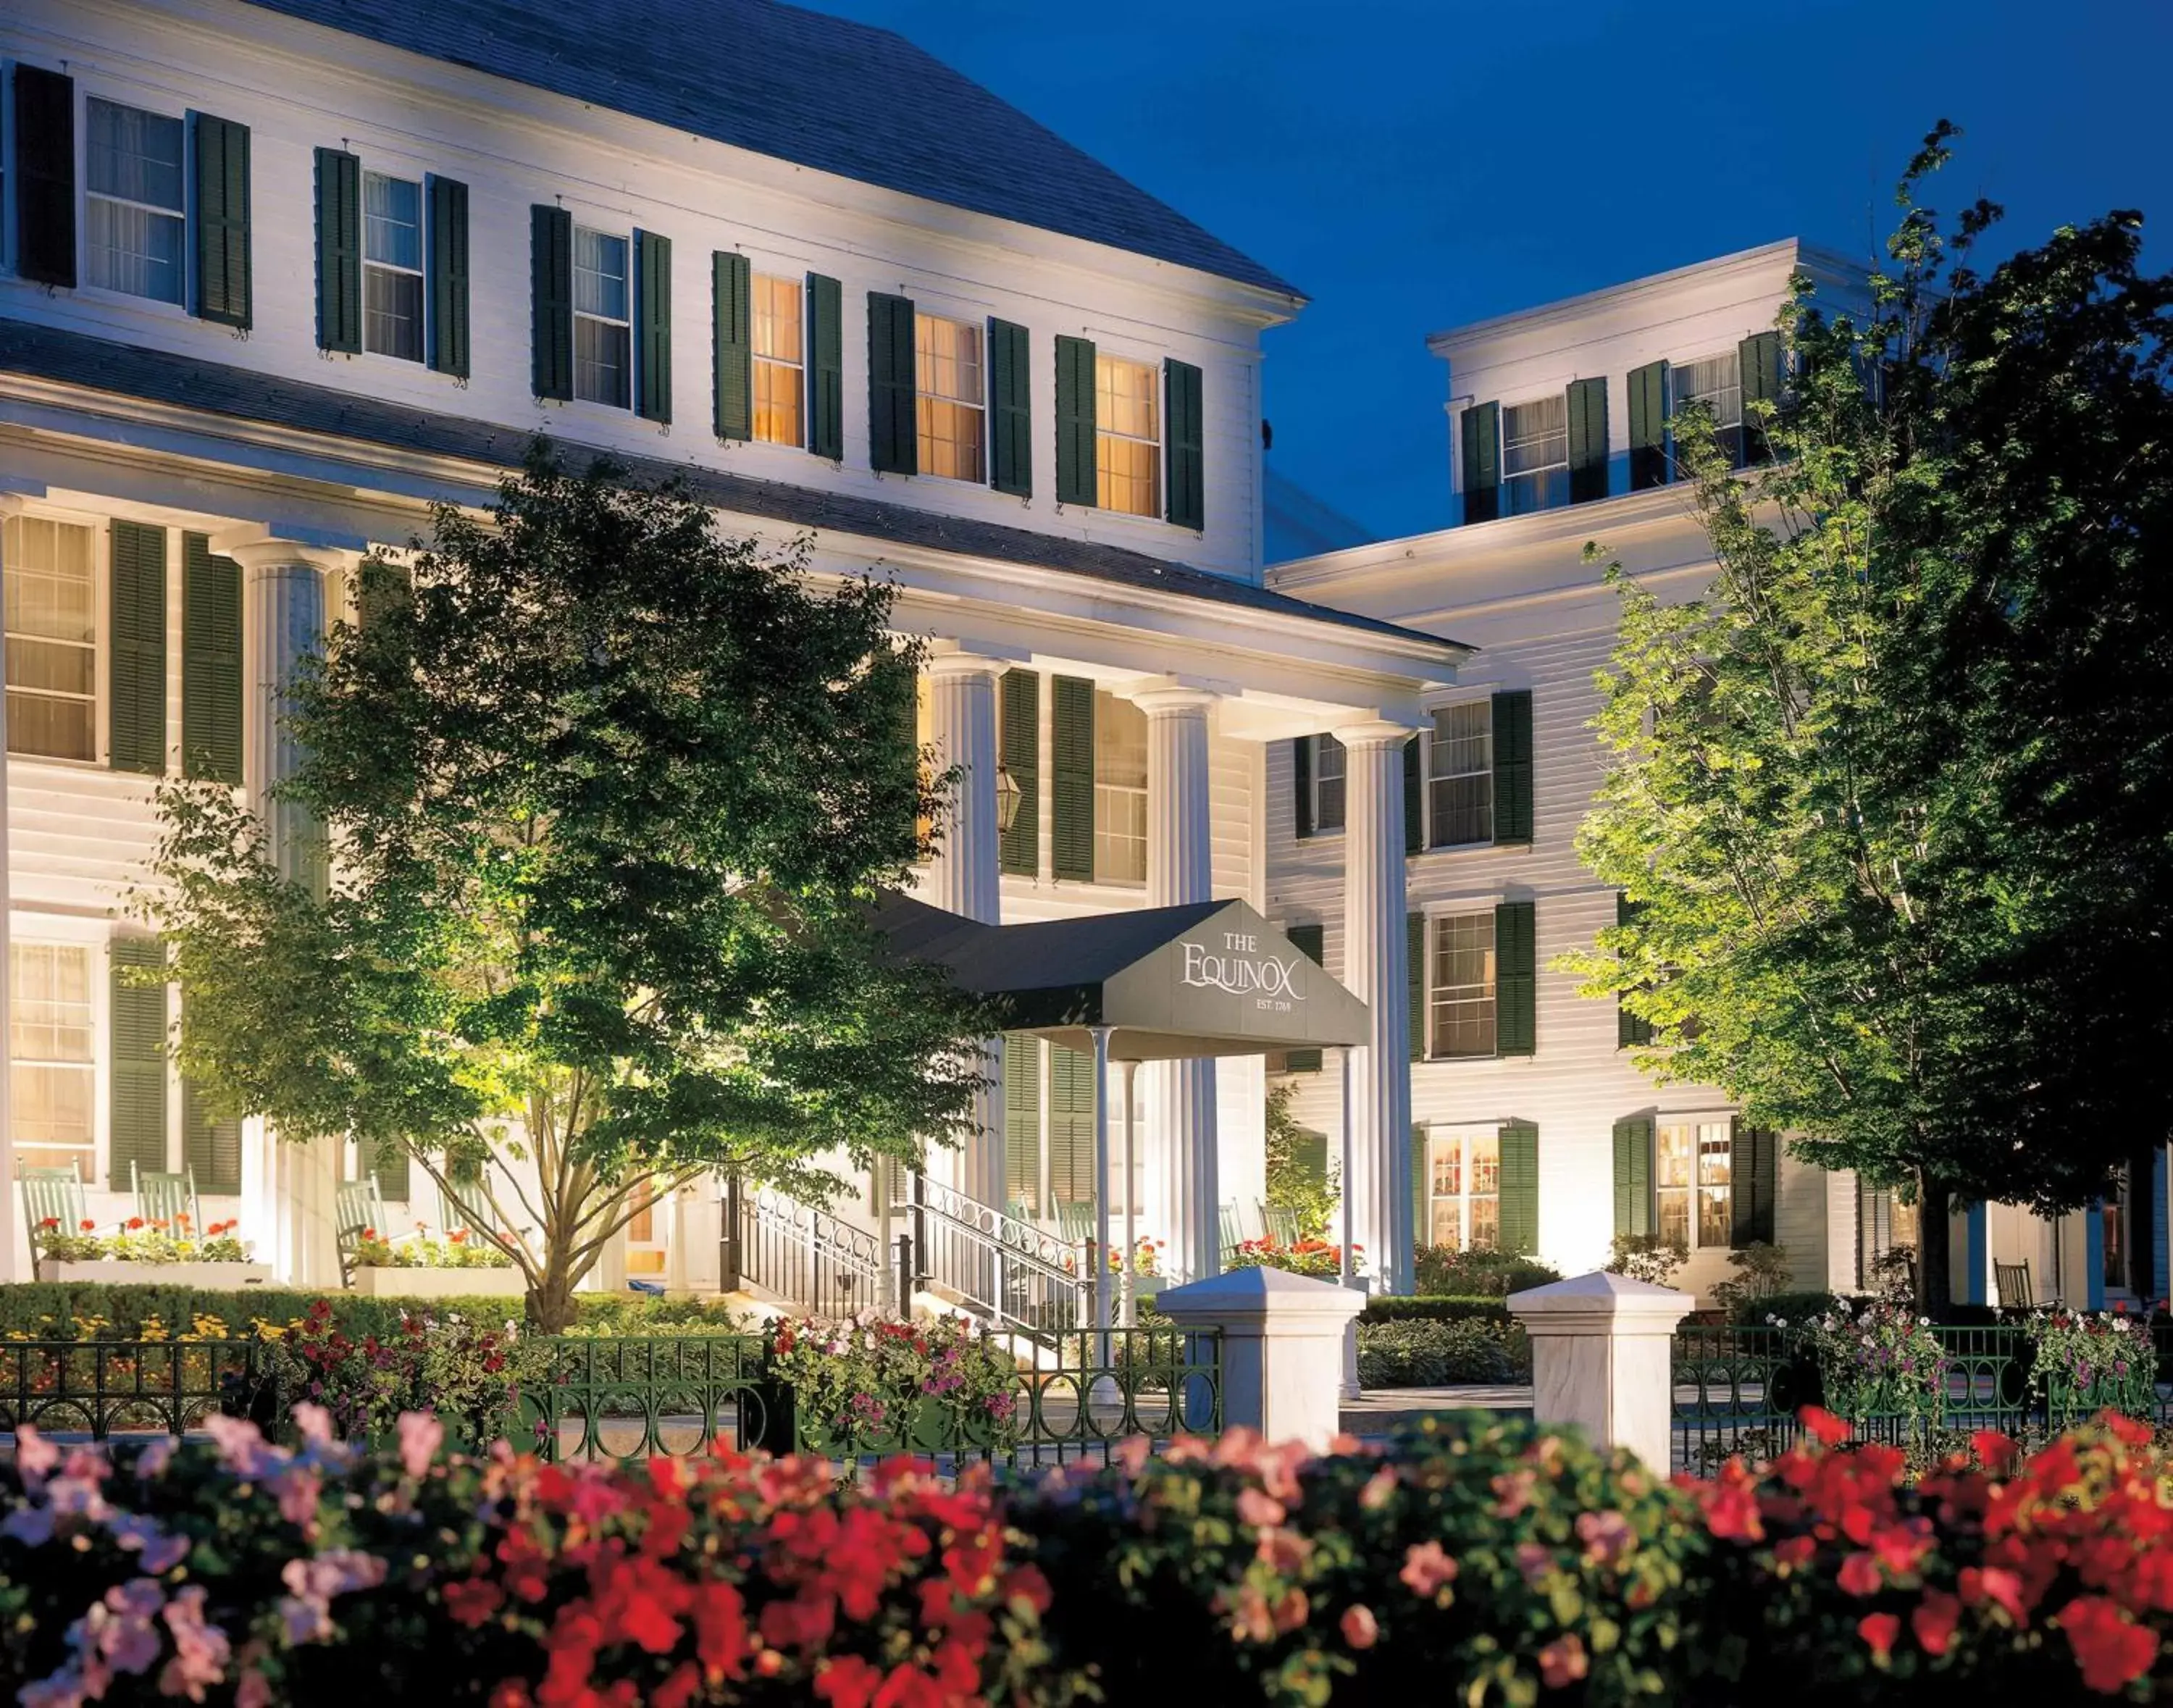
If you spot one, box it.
[351,1266,526,1299]
[51,1261,275,1290]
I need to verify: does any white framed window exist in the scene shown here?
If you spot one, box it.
[84,97,185,304]
[915,313,985,482]
[1501,395,1570,516]
[573,227,631,409]
[2,515,98,762]
[9,942,96,1176]
[1310,734,1346,832]
[752,273,803,446]
[1424,1126,1501,1252]
[1427,911,1497,1060]
[1670,352,1743,468]
[1657,1118,1733,1250]
[1427,700,1493,848]
[1096,353,1161,517]
[1093,690,1148,885]
[362,171,424,362]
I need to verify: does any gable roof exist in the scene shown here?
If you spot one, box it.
[0,319,1460,656]
[233,0,1299,299]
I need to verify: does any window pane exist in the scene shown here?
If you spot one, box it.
[752,276,805,448]
[1501,395,1567,477]
[1428,701,1494,847]
[917,400,985,482]
[11,944,96,1173]
[364,267,424,361]
[1312,735,1346,830]
[574,230,629,321]
[1429,912,1496,1058]
[1698,1121,1733,1248]
[1097,355,1158,440]
[3,518,99,763]
[753,275,802,361]
[1672,353,1743,466]
[86,100,183,210]
[363,174,422,269]
[1095,355,1160,516]
[1093,690,1147,884]
[1656,1123,1693,1187]
[83,196,185,303]
[575,318,630,408]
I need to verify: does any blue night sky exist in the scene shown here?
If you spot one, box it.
[816,0,2170,543]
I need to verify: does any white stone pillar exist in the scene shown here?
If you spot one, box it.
[214,529,350,1290]
[924,652,1005,1210]
[1338,721,1417,1297]
[1135,685,1218,1282]
[1156,1265,1367,1451]
[1508,1272,1694,1473]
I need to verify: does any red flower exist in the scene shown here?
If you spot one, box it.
[811,1655,882,1708]
[1800,1406,1851,1447]
[75,1218,91,1231]
[126,1216,145,1231]
[2060,1596,2159,1694]
[1538,1633,1589,1689]
[1837,1552,1883,1597]
[1972,1429,2022,1475]
[1961,1566,2029,1625]
[1399,1541,1459,1597]
[1913,1588,1961,1657]
[1340,1604,1378,1650]
[1858,1612,1901,1665]
[444,1577,505,1628]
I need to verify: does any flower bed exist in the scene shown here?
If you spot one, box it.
[3,1407,2168,1704]
[761,1310,1021,1455]
[34,1215,256,1269]
[1226,1237,1361,1280]
[351,1228,514,1268]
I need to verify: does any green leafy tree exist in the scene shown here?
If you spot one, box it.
[1567,126,2173,1313]
[143,451,992,1329]
[1263,1082,1339,1242]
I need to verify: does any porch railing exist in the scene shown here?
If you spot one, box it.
[902,1171,1094,1340]
[721,1179,884,1318]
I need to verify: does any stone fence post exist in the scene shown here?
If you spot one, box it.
[1507,1272,1693,1473]
[1156,1266,1368,1452]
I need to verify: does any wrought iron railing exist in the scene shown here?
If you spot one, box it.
[524,1334,772,1462]
[723,1179,884,1318]
[903,1172,1094,1340]
[0,1339,280,1439]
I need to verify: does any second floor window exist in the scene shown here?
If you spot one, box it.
[1429,911,1498,1059]
[753,274,803,445]
[1657,1118,1733,1250]
[916,314,985,482]
[9,942,95,1175]
[1671,352,1743,468]
[574,228,631,408]
[2,516,97,762]
[1311,734,1346,832]
[1097,354,1161,517]
[85,98,185,304]
[363,172,424,361]
[1501,395,1570,516]
[1427,702,1494,847]
[1093,690,1148,884]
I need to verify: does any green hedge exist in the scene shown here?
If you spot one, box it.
[1356,1318,1527,1386]
[0,1283,745,1341]
[1359,1294,1515,1326]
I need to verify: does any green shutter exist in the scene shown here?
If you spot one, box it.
[1495,900,1536,1057]
[1291,737,1313,841]
[1054,335,1097,506]
[1050,675,1095,882]
[711,251,753,440]
[427,176,471,378]
[370,1136,411,1203]
[1048,1043,1097,1206]
[180,1080,241,1197]
[1165,359,1205,529]
[1407,913,1428,1061]
[109,938,169,1189]
[1285,924,1326,1073]
[635,230,672,424]
[109,522,167,776]
[868,291,917,475]
[1617,892,1654,1049]
[1403,732,1423,854]
[989,319,1032,496]
[1004,1034,1043,1215]
[1498,1121,1539,1255]
[1491,689,1533,845]
[1740,331,1783,465]
[1412,1123,1431,1256]
[356,558,414,636]
[180,533,243,784]
[15,67,76,288]
[999,670,1040,877]
[530,204,574,401]
[1628,360,1669,490]
[1460,401,1500,524]
[314,148,361,353]
[1732,1120,1778,1247]
[1613,1116,1655,1238]
[191,113,251,330]
[807,273,844,459]
[1567,377,1609,503]
[1293,1126,1328,1188]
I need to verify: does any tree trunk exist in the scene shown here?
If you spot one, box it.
[1917,1173,1953,1320]
[527,1266,580,1335]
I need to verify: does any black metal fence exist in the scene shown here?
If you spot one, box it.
[722,1179,884,1320]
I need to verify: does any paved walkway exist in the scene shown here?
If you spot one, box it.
[1339,1383,1533,1438]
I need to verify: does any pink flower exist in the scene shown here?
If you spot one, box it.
[235,1668,273,1708]
[159,1587,232,1701]
[13,1426,61,1485]
[290,1402,333,1447]
[270,1465,324,1531]
[1576,1509,1634,1567]
[133,1438,177,1481]
[1236,1486,1286,1529]
[1340,1604,1378,1649]
[1399,1541,1460,1598]
[1539,1633,1590,1689]
[398,1411,444,1479]
[1359,1466,1400,1511]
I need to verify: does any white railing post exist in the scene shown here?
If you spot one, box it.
[1507,1272,1693,1473]
[1156,1266,1366,1451]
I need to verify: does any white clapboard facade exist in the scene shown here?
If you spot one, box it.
[0,0,1459,1292]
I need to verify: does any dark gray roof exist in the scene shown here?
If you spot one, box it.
[0,319,1460,653]
[235,0,1297,298]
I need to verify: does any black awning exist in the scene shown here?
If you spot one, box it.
[871,893,1369,1061]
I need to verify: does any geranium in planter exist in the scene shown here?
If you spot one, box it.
[1225,1236,1362,1281]
[1801,1299,1949,1436]
[349,1226,524,1297]
[34,1215,269,1288]
[2031,1305,2159,1427]
[761,1310,1021,1455]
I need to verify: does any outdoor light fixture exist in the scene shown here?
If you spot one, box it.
[996,763,1023,833]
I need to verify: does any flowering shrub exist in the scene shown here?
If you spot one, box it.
[259,1299,547,1444]
[1412,1247,1562,1297]
[30,1215,252,1265]
[765,1312,1020,1453]
[2030,1307,2159,1427]
[1797,1301,1949,1434]
[1226,1238,1360,1280]
[1606,1232,1688,1288]
[351,1226,514,1268]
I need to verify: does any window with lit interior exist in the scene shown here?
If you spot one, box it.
[915,314,985,482]
[2,516,98,763]
[1427,911,1497,1059]
[1096,354,1161,516]
[752,274,803,445]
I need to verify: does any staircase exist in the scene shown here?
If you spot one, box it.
[723,1173,1095,1341]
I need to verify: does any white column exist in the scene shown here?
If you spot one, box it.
[215,530,348,1290]
[0,510,14,1283]
[924,651,1004,1210]
[1135,685,1218,1282]
[1339,721,1417,1297]
[1510,1272,1693,1472]
[1155,1266,1367,1451]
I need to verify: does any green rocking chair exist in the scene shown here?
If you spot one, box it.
[19,1164,91,1282]
[131,1163,203,1239]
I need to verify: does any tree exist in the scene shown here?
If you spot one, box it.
[1263,1083,1339,1242]
[1567,126,2173,1314]
[143,449,993,1329]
